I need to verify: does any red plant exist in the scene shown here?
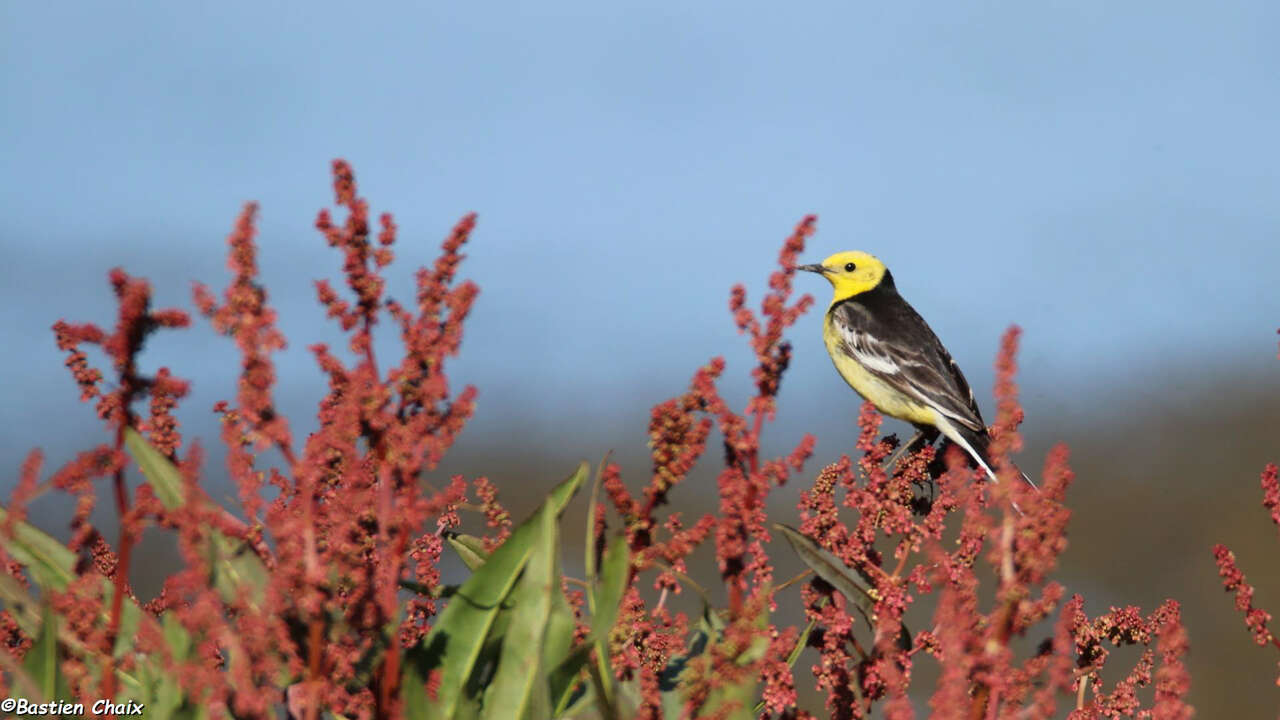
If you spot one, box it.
[3,161,490,719]
[0,162,1226,719]
[599,217,818,717]
[596,227,1194,717]
[1212,463,1280,686]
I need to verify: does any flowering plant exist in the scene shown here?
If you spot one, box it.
[3,160,1267,719]
[1212,463,1280,689]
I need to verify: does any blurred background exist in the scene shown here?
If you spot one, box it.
[3,1,1279,715]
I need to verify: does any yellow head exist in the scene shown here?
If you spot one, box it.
[796,250,890,303]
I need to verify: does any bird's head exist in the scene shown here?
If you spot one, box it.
[796,250,890,302]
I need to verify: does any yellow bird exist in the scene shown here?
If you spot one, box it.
[798,250,1032,488]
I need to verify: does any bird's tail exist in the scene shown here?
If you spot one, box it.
[954,426,1039,491]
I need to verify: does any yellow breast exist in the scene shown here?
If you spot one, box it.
[821,315,938,426]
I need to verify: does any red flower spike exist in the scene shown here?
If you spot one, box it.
[1210,461,1280,690]
[1213,545,1275,646]
[11,170,1232,718]
[1261,463,1280,533]
[473,477,511,552]
[10,162,489,719]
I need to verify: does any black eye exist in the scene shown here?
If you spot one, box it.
[843,262,856,272]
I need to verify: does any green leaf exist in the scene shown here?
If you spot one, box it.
[124,427,184,510]
[141,652,186,720]
[753,615,816,715]
[125,428,268,606]
[469,605,513,701]
[592,534,629,642]
[401,655,431,720]
[774,524,875,610]
[543,530,585,716]
[0,506,153,662]
[654,599,723,719]
[774,523,911,650]
[400,579,446,597]
[0,447,186,701]
[0,573,40,637]
[584,657,619,720]
[0,507,76,591]
[547,643,593,716]
[113,590,143,659]
[210,532,269,604]
[481,500,556,719]
[23,603,70,703]
[787,617,816,668]
[171,700,210,720]
[588,531,629,712]
[162,612,192,663]
[696,605,769,720]
[659,606,715,690]
[403,462,588,720]
[445,533,491,571]
[583,454,609,607]
[658,644,695,720]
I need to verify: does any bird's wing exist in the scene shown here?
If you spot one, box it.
[831,300,986,433]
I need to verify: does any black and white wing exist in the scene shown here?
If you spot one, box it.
[830,291,987,435]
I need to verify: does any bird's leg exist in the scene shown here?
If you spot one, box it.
[882,431,922,472]
[882,427,938,473]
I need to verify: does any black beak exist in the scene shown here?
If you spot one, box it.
[795,263,827,274]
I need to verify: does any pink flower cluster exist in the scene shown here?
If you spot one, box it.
[2,162,493,719]
[597,224,1194,718]
[1213,463,1280,686]
[20,165,1280,718]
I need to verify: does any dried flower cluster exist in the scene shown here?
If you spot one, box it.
[598,217,818,716]
[10,161,1280,718]
[594,230,1195,718]
[1213,463,1280,686]
[2,162,494,719]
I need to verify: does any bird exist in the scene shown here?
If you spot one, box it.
[796,250,1035,490]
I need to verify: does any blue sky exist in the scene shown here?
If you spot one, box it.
[3,0,1279,475]
[5,3,1280,713]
